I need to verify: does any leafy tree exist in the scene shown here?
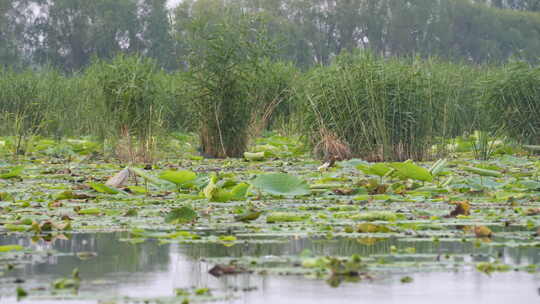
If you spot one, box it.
[138,0,177,70]
[30,0,142,71]
[0,1,30,67]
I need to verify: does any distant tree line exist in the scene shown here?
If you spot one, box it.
[2,0,540,71]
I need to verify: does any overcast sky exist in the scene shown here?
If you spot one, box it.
[167,0,182,9]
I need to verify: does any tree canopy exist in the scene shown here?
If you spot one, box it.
[2,0,540,70]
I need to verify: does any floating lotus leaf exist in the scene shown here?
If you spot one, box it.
[390,162,433,182]
[165,206,197,224]
[159,170,197,186]
[251,173,310,196]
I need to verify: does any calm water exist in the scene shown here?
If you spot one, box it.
[0,233,539,304]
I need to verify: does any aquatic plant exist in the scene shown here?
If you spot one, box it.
[85,54,164,162]
[481,61,540,145]
[182,1,274,158]
[298,51,476,161]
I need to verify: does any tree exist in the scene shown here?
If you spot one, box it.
[0,1,30,67]
[30,0,142,71]
[138,0,177,70]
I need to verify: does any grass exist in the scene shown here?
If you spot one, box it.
[0,68,64,154]
[0,51,537,162]
[480,61,540,145]
[298,52,479,161]
[183,3,275,158]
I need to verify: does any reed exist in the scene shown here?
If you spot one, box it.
[481,61,540,145]
[298,51,475,161]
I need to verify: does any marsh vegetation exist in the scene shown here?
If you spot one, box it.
[2,0,540,303]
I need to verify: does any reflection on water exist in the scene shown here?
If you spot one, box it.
[0,233,539,303]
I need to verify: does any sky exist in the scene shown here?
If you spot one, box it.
[167,0,182,9]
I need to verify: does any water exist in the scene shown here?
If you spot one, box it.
[0,233,539,304]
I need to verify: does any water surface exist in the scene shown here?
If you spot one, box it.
[0,233,539,304]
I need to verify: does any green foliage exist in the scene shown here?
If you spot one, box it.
[266,212,310,223]
[159,170,197,187]
[462,166,503,177]
[2,1,540,163]
[251,173,310,196]
[0,166,23,179]
[389,162,434,182]
[481,61,540,145]
[165,206,198,224]
[180,0,274,158]
[203,174,250,202]
[352,211,398,221]
[248,59,299,136]
[88,54,162,140]
[0,245,24,252]
[476,262,511,275]
[299,51,473,161]
[0,68,65,154]
[89,183,121,195]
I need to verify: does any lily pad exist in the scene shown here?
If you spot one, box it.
[251,173,310,196]
[165,206,198,224]
[159,170,197,186]
[0,166,23,179]
[0,245,24,252]
[89,182,121,194]
[390,162,433,182]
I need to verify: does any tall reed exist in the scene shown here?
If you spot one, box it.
[298,51,474,161]
[84,54,164,162]
[480,61,540,145]
[0,68,68,154]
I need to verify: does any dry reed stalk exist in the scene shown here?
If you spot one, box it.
[313,128,352,162]
[114,126,155,164]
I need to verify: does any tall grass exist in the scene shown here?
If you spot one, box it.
[248,59,298,138]
[298,51,475,161]
[84,54,164,162]
[184,4,274,158]
[156,71,195,133]
[2,50,539,162]
[0,68,69,154]
[480,61,540,145]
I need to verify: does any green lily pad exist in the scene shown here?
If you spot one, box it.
[357,163,392,177]
[244,152,266,161]
[266,212,310,223]
[463,166,502,177]
[159,170,197,186]
[78,208,102,215]
[0,166,23,179]
[165,206,198,224]
[251,173,310,196]
[89,182,121,194]
[390,162,433,182]
[0,245,24,252]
